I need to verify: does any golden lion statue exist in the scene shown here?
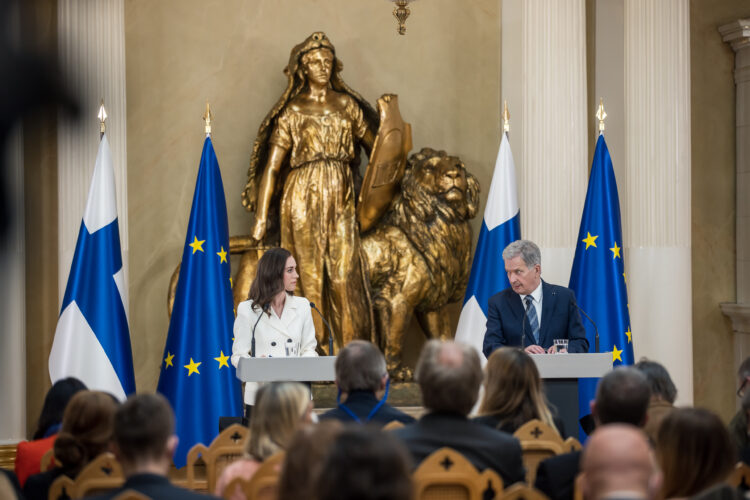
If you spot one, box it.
[361,148,480,379]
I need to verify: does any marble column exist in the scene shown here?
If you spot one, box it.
[624,0,692,404]
[57,0,128,304]
[719,20,750,391]
[520,0,589,284]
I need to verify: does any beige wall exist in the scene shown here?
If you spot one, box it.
[690,0,747,421]
[124,0,502,391]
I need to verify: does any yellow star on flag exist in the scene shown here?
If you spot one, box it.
[184,358,201,376]
[217,246,228,263]
[214,351,230,369]
[164,352,174,368]
[612,345,623,363]
[623,272,627,283]
[189,236,205,254]
[582,232,598,250]
[625,327,632,343]
[610,242,621,259]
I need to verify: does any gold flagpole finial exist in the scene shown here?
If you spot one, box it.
[203,101,213,135]
[596,98,607,134]
[502,100,510,134]
[98,101,107,137]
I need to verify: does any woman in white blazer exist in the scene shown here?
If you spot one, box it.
[231,247,318,411]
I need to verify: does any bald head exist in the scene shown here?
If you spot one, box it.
[581,425,660,500]
[415,340,482,415]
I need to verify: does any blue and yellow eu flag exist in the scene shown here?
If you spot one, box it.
[568,134,633,439]
[157,136,242,467]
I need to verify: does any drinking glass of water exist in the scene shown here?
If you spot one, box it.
[553,338,569,354]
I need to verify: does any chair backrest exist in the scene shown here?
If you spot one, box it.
[40,448,57,472]
[49,452,125,499]
[48,474,75,500]
[573,472,584,500]
[382,420,406,431]
[413,447,503,500]
[73,452,125,497]
[727,462,750,489]
[513,420,564,484]
[112,489,153,500]
[502,483,549,500]
[562,437,582,453]
[224,451,285,500]
[185,423,248,492]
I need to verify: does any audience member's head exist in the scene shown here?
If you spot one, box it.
[33,377,87,440]
[316,426,413,500]
[656,407,735,499]
[634,359,677,404]
[415,340,482,416]
[581,424,660,500]
[592,367,650,426]
[278,420,344,500]
[247,382,312,461]
[335,340,387,394]
[53,390,118,475]
[478,347,556,431]
[111,393,176,475]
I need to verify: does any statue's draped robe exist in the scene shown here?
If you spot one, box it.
[270,94,371,347]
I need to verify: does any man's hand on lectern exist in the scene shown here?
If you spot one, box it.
[524,345,545,354]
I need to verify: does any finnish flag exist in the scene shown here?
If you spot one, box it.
[455,132,520,356]
[49,134,135,400]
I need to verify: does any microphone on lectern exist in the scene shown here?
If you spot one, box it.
[310,302,335,356]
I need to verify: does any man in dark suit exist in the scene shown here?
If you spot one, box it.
[534,367,651,500]
[320,340,415,427]
[89,393,218,500]
[393,340,525,486]
[483,240,589,357]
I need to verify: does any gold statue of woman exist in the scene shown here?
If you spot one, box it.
[241,32,377,351]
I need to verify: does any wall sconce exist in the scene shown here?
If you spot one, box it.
[391,0,415,35]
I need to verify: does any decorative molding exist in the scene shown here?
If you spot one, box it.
[720,303,750,333]
[57,0,128,305]
[719,20,750,53]
[521,0,588,248]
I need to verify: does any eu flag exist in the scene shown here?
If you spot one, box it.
[568,134,633,439]
[157,136,242,467]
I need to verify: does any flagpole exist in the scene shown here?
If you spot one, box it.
[98,101,107,139]
[596,98,606,135]
[502,100,510,136]
[203,101,213,136]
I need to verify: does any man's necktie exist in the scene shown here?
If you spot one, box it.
[525,295,540,345]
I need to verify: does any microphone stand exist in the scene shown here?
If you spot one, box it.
[250,304,268,357]
[575,303,600,353]
[310,302,335,356]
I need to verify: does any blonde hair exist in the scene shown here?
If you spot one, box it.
[246,382,310,461]
[478,348,556,431]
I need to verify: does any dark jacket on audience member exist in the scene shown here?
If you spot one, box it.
[393,411,526,486]
[473,413,567,439]
[23,467,74,500]
[319,390,416,427]
[728,409,750,464]
[533,450,582,500]
[86,473,220,500]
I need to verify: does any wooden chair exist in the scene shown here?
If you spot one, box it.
[112,490,153,500]
[382,420,406,431]
[573,472,584,500]
[40,448,58,472]
[513,420,564,484]
[502,483,549,500]
[727,462,750,489]
[224,451,285,500]
[562,437,582,453]
[413,447,504,500]
[48,452,125,499]
[185,423,248,493]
